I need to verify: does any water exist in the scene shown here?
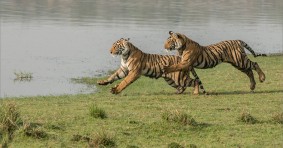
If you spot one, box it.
[0,0,282,98]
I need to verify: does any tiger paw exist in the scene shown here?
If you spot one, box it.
[97,80,110,85]
[176,87,186,94]
[259,73,265,83]
[250,82,256,91]
[110,85,120,94]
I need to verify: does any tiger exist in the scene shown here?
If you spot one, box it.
[163,31,266,91]
[97,38,206,95]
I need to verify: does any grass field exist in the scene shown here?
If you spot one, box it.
[1,55,282,147]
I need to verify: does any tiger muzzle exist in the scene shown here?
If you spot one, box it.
[164,44,174,51]
[169,44,175,51]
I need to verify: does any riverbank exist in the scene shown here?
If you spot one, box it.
[1,55,282,147]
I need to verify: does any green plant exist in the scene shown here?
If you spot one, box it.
[89,131,116,148]
[162,110,197,126]
[0,102,22,140]
[168,142,184,148]
[239,111,258,124]
[89,105,107,119]
[22,122,48,139]
[71,134,91,142]
[272,112,283,124]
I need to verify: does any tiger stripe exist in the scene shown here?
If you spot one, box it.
[98,38,206,94]
[164,31,266,91]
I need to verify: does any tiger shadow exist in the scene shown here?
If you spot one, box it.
[125,89,283,96]
[207,89,283,96]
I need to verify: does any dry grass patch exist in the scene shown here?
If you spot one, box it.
[238,111,258,124]
[88,131,116,148]
[162,110,197,126]
[272,112,283,124]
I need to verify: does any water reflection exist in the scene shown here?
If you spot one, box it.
[1,0,282,26]
[0,0,282,97]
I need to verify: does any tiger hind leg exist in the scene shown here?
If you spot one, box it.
[240,41,266,82]
[184,77,199,95]
[231,63,256,91]
[191,68,207,94]
[164,77,187,94]
[253,62,265,82]
[243,70,256,91]
[231,55,265,91]
[243,57,266,83]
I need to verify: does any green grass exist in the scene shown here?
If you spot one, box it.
[1,55,283,147]
[89,130,116,148]
[162,110,197,126]
[167,142,185,148]
[89,104,107,119]
[238,111,258,124]
[0,102,22,142]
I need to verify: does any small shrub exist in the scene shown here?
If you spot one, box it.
[22,122,47,139]
[168,142,184,148]
[89,105,107,119]
[89,131,116,148]
[239,112,258,124]
[272,112,283,124]
[162,110,197,126]
[0,102,22,140]
[47,124,64,131]
[71,134,82,142]
[71,134,91,142]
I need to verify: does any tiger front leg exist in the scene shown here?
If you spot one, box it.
[110,84,119,94]
[97,66,128,86]
[110,71,141,94]
[97,79,112,85]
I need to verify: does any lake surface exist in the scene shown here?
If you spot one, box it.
[0,0,282,98]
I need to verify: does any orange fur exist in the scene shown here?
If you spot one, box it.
[164,31,266,91]
[97,38,204,94]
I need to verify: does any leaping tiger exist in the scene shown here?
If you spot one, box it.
[163,31,266,91]
[97,38,206,94]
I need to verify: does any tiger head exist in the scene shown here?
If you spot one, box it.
[164,31,185,52]
[110,38,131,57]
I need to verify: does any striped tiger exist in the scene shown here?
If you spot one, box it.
[97,38,206,94]
[163,31,266,91]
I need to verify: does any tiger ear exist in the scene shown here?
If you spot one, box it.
[169,31,174,35]
[171,32,179,38]
[125,38,130,41]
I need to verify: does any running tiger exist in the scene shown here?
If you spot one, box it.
[97,38,206,94]
[163,31,266,91]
